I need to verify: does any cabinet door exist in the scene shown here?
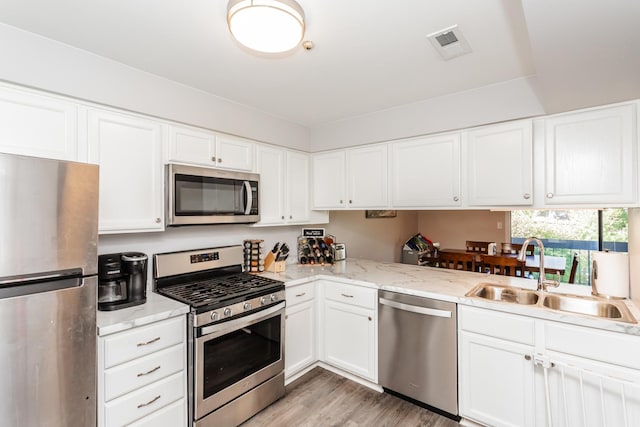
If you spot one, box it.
[543,104,636,205]
[465,120,533,206]
[88,109,164,233]
[347,144,389,208]
[255,145,285,224]
[323,300,376,382]
[0,85,79,161]
[215,135,253,171]
[391,134,461,207]
[285,300,315,377]
[459,331,535,427]
[168,125,215,166]
[286,151,311,223]
[312,151,346,209]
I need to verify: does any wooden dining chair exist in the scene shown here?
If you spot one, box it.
[501,242,534,256]
[481,255,525,277]
[438,251,476,272]
[568,252,579,284]
[466,241,491,254]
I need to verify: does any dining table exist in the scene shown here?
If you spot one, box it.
[440,249,567,276]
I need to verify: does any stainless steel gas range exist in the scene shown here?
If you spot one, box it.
[154,245,285,427]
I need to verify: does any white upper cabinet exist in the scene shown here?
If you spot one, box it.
[391,133,461,207]
[347,144,389,208]
[88,109,164,233]
[312,144,388,209]
[256,145,328,226]
[312,150,346,209]
[463,120,533,206]
[168,125,253,171]
[0,85,80,161]
[541,103,636,205]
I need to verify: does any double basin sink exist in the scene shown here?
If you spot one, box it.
[466,283,637,324]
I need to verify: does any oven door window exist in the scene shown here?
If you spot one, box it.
[174,174,243,216]
[202,314,281,398]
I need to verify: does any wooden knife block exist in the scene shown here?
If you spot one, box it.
[264,252,286,273]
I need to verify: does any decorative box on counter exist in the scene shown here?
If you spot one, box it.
[401,233,439,267]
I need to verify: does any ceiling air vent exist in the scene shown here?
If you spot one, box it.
[427,25,472,60]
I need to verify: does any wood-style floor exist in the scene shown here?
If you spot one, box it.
[241,367,461,427]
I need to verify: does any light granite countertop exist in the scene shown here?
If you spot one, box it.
[97,291,190,337]
[259,258,640,336]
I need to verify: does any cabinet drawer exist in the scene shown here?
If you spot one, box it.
[286,282,315,305]
[104,372,184,427]
[459,306,535,345]
[324,282,376,309]
[103,316,185,368]
[104,344,185,401]
[544,321,640,370]
[128,398,186,427]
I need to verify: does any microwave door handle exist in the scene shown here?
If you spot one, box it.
[243,180,252,215]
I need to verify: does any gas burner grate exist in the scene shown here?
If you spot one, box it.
[158,273,283,309]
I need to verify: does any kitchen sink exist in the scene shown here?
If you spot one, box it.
[466,283,637,323]
[467,283,540,305]
[542,293,636,323]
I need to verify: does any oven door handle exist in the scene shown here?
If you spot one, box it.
[200,301,285,337]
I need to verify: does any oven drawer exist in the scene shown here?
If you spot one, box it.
[103,316,185,368]
[324,281,376,309]
[104,371,184,427]
[104,344,185,401]
[286,282,315,306]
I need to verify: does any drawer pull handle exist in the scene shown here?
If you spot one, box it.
[137,366,161,377]
[341,293,354,298]
[295,292,306,297]
[137,395,161,409]
[137,337,161,347]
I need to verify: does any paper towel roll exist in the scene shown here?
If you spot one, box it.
[592,251,630,299]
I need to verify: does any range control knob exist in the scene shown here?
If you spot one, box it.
[270,294,278,302]
[223,308,232,317]
[243,302,252,310]
[210,312,219,321]
[260,296,268,306]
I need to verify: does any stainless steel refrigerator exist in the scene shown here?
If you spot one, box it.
[0,153,99,426]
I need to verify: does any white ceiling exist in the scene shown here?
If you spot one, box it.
[0,0,637,127]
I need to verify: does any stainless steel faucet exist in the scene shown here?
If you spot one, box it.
[517,237,560,291]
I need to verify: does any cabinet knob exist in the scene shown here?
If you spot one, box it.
[281,216,285,220]
[289,215,293,219]
[218,158,222,163]
[211,157,216,162]
[546,192,554,199]
[349,200,353,204]
[339,199,343,204]
[285,315,288,320]
[523,193,531,199]
[155,218,161,223]
[524,354,532,361]
[368,316,372,321]
[453,196,459,202]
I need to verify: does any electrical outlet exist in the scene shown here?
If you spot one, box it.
[497,221,503,230]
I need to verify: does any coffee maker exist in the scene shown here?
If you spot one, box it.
[98,252,148,311]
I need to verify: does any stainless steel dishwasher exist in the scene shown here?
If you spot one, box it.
[378,290,459,420]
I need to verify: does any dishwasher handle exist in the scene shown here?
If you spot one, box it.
[379,297,452,318]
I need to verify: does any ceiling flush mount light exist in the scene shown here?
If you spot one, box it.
[227,0,305,54]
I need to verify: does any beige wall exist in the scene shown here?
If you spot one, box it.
[327,211,418,263]
[417,210,510,250]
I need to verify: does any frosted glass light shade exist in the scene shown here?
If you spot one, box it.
[227,0,305,53]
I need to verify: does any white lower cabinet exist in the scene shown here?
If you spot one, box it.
[459,305,640,427]
[98,316,187,427]
[459,306,536,427]
[322,282,377,382]
[285,282,316,377]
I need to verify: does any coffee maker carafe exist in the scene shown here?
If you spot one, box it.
[98,252,148,311]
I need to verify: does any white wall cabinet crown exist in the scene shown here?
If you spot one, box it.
[312,144,389,209]
[0,85,81,161]
[168,125,253,171]
[88,108,165,233]
[255,145,328,226]
[463,120,533,206]
[391,133,461,207]
[539,103,637,206]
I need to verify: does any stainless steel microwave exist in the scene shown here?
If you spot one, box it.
[167,164,260,225]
